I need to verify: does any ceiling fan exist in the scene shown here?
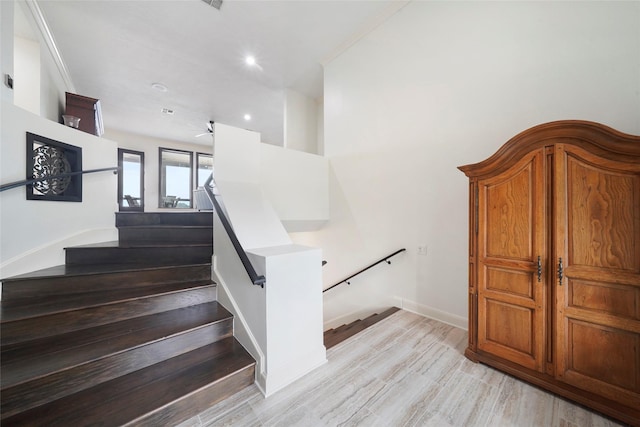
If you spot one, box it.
[195,120,215,138]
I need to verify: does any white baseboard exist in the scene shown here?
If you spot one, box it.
[399,298,468,330]
[1,227,117,278]
[323,298,467,332]
[0,228,118,300]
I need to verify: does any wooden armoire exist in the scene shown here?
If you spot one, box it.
[459,121,640,425]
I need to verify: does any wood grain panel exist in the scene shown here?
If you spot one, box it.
[567,157,638,272]
[477,149,545,373]
[486,267,533,299]
[486,167,533,261]
[485,299,533,356]
[569,280,638,319]
[567,320,638,392]
[556,143,640,411]
[461,121,640,425]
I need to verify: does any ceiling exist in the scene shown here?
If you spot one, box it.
[31,0,403,146]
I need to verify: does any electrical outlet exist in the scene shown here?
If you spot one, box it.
[418,245,428,256]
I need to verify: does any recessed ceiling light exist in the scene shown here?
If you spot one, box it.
[151,82,168,92]
[244,114,251,121]
[245,56,256,66]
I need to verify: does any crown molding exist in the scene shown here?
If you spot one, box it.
[22,0,75,92]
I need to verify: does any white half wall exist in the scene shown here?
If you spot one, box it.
[215,123,329,234]
[214,180,292,251]
[1,102,118,279]
[260,143,328,232]
[212,123,326,396]
[249,244,326,395]
[213,124,291,250]
[290,1,640,329]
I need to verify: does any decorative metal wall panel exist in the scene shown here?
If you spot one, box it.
[26,132,82,202]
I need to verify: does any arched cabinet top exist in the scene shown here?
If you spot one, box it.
[458,120,640,179]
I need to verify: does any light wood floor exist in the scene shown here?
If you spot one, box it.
[178,310,623,427]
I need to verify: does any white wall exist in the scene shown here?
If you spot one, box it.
[0,1,119,283]
[316,97,324,155]
[215,123,329,236]
[260,143,328,232]
[284,89,318,154]
[291,1,640,329]
[13,35,39,114]
[1,0,14,104]
[103,129,213,212]
[211,124,290,249]
[1,101,118,279]
[12,1,68,123]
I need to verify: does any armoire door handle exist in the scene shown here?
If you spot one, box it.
[558,257,564,286]
[537,256,542,282]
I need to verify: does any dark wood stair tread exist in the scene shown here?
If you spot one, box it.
[0,281,214,321]
[64,244,213,266]
[324,307,400,349]
[1,262,211,282]
[118,225,212,230]
[1,301,231,388]
[1,338,255,427]
[66,240,212,249]
[1,264,213,303]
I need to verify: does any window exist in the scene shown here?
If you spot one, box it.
[159,148,193,209]
[118,149,144,211]
[196,152,213,187]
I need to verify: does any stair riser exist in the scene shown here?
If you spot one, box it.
[1,210,255,425]
[1,265,212,302]
[324,307,400,349]
[116,212,213,227]
[1,338,255,426]
[129,365,255,427]
[118,227,213,245]
[1,321,233,419]
[1,302,230,387]
[1,286,216,346]
[65,246,212,265]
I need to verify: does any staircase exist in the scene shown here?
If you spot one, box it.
[0,212,255,426]
[323,307,400,349]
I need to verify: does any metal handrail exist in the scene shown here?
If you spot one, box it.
[202,173,266,288]
[0,167,119,192]
[323,248,406,293]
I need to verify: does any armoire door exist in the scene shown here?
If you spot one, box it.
[554,143,640,408]
[477,148,547,372]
